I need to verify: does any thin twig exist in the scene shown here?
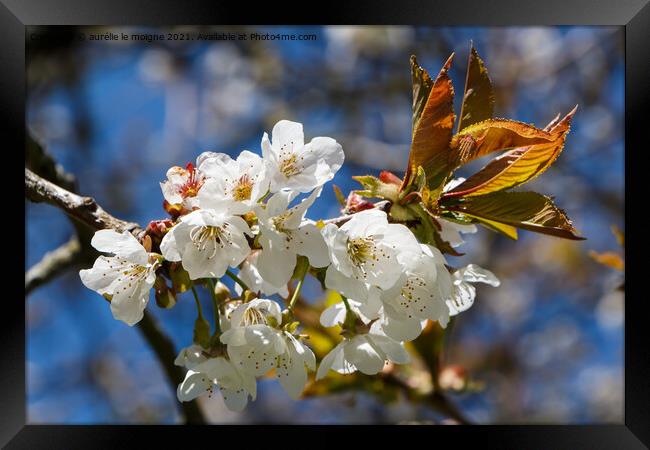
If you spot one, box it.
[137,311,206,424]
[25,236,83,295]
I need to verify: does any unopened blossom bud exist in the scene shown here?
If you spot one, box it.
[438,365,468,392]
[193,315,211,349]
[146,219,174,237]
[213,281,231,302]
[344,191,375,214]
[169,262,191,294]
[162,199,185,219]
[154,275,177,309]
[379,170,402,186]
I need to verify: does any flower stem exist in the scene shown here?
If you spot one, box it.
[340,294,356,330]
[225,269,249,292]
[287,262,309,313]
[191,286,205,319]
[341,294,352,312]
[206,279,222,336]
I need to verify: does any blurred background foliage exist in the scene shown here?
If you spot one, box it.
[26,25,623,424]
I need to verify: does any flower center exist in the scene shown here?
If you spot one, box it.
[180,164,204,199]
[242,307,267,326]
[232,174,253,201]
[271,211,293,234]
[189,225,229,259]
[347,237,376,267]
[279,153,300,177]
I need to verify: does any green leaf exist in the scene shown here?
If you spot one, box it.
[448,191,584,240]
[352,175,398,202]
[458,44,495,132]
[404,54,456,190]
[446,107,577,198]
[332,184,346,206]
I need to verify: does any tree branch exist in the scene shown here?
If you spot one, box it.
[25,168,143,236]
[25,236,83,295]
[137,311,205,424]
[25,168,205,424]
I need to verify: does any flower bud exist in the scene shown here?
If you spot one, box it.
[438,365,468,392]
[154,275,177,309]
[344,191,375,214]
[213,281,231,302]
[379,170,402,186]
[193,315,211,348]
[169,262,191,294]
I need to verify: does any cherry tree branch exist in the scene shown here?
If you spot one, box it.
[25,168,143,236]
[25,168,205,424]
[25,236,83,295]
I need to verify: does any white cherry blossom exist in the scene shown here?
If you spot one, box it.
[220,299,286,376]
[160,162,205,211]
[274,332,316,399]
[79,229,159,326]
[321,209,422,302]
[177,356,257,412]
[447,264,500,316]
[220,299,315,399]
[160,208,251,280]
[197,151,269,214]
[316,321,409,379]
[261,120,344,193]
[255,187,330,288]
[379,244,454,340]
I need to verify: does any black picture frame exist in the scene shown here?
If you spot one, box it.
[7,0,647,447]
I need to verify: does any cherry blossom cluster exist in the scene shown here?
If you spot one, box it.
[79,119,499,412]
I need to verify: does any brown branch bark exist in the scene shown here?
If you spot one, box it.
[137,311,206,424]
[25,236,83,295]
[25,168,205,424]
[26,168,143,235]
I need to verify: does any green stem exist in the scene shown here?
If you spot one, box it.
[340,294,357,330]
[225,269,249,292]
[206,279,222,336]
[191,286,205,319]
[341,294,352,313]
[258,189,271,203]
[287,264,309,312]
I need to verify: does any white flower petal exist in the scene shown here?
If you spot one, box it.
[344,336,385,375]
[220,386,249,412]
[320,301,348,327]
[109,274,153,326]
[177,370,212,402]
[324,265,370,302]
[272,120,305,151]
[457,264,500,286]
[79,256,121,294]
[256,244,296,289]
[369,333,410,365]
[294,223,330,267]
[159,228,181,261]
[277,342,309,400]
[316,342,345,380]
[91,229,148,265]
